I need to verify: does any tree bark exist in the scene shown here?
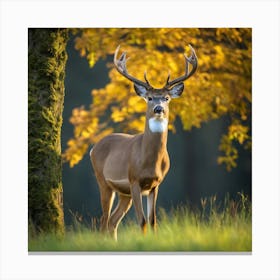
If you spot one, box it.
[28,28,68,234]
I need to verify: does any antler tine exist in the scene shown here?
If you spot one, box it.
[165,70,171,85]
[114,45,151,89]
[144,71,151,87]
[165,44,198,88]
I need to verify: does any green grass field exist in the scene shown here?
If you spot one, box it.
[29,193,252,252]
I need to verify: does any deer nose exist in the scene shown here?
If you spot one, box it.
[154,105,164,114]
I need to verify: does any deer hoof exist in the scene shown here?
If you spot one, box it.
[142,222,147,235]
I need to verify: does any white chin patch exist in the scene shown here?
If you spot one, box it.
[148,117,168,133]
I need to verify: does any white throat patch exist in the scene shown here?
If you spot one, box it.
[148,117,168,133]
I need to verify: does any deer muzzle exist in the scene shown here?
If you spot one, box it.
[153,105,165,115]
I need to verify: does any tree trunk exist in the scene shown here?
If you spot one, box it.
[28,28,68,234]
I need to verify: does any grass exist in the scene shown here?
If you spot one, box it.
[29,193,252,252]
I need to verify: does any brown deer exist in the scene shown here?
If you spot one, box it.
[90,45,197,240]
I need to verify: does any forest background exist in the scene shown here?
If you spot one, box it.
[60,28,251,227]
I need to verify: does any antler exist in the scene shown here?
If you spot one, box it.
[164,44,198,88]
[114,45,151,89]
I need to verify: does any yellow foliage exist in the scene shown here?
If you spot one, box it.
[228,123,249,144]
[218,122,251,171]
[64,28,252,169]
[111,106,126,122]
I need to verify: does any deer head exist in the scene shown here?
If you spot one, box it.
[114,45,198,133]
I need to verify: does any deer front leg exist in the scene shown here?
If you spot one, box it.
[147,186,158,232]
[108,194,132,241]
[131,183,147,234]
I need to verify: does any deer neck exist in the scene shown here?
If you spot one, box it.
[141,115,168,162]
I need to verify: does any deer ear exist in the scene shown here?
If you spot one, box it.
[134,83,148,98]
[169,83,184,98]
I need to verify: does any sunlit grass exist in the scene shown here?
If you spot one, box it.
[29,193,251,252]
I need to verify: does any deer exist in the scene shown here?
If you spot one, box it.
[90,45,198,240]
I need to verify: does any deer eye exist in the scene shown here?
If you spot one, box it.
[148,96,153,101]
[164,96,170,101]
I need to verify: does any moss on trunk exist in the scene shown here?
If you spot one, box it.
[28,28,68,234]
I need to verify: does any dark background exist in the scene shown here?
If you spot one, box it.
[62,35,251,226]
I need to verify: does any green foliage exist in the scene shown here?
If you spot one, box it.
[28,28,68,234]
[63,28,251,170]
[29,194,251,251]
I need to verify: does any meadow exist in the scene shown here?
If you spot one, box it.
[29,193,251,252]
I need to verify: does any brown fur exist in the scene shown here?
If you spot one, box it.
[90,91,171,240]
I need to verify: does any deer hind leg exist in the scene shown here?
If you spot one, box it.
[108,194,132,240]
[95,172,115,232]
